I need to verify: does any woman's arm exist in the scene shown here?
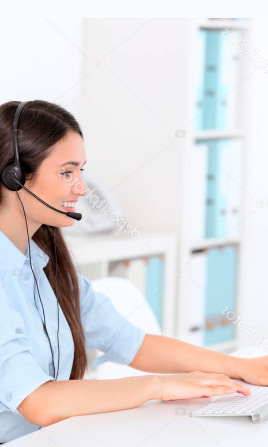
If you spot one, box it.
[18,371,250,427]
[18,375,158,427]
[128,334,243,378]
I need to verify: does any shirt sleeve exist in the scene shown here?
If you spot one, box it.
[78,274,146,368]
[0,284,55,413]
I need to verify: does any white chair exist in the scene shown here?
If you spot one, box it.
[87,276,162,379]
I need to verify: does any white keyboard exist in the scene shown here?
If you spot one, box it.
[191,384,268,423]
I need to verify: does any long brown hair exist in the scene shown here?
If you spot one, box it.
[0,100,88,380]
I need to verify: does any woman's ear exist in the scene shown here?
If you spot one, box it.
[25,172,35,188]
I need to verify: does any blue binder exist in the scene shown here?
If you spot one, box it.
[226,139,242,237]
[215,31,230,129]
[145,256,164,328]
[201,139,231,239]
[203,30,222,129]
[214,139,229,237]
[216,31,240,129]
[201,139,220,238]
[195,29,206,130]
[204,246,237,346]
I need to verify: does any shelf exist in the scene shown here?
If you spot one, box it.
[196,19,250,31]
[62,231,177,265]
[191,238,240,252]
[194,130,245,141]
[62,231,178,338]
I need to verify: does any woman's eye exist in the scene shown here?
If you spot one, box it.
[61,168,85,178]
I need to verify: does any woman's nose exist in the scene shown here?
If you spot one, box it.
[72,177,88,196]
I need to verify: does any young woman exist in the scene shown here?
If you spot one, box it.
[0,100,266,444]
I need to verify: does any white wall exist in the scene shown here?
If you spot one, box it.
[0,18,83,121]
[79,19,194,234]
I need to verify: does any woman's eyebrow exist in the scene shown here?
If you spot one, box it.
[59,160,87,167]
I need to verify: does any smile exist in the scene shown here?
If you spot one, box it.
[60,201,76,210]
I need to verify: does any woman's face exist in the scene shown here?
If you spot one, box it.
[20,130,88,228]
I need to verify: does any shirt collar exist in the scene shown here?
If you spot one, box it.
[0,230,50,277]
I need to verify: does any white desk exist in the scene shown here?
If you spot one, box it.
[6,347,267,446]
[5,394,268,447]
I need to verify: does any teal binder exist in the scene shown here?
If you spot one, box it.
[145,256,164,328]
[195,29,206,130]
[201,139,220,238]
[216,31,230,129]
[203,30,222,129]
[197,29,240,130]
[216,31,240,129]
[214,140,229,237]
[204,246,237,346]
[201,139,231,239]
[226,139,242,237]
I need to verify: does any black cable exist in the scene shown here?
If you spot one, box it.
[53,226,60,380]
[16,189,58,380]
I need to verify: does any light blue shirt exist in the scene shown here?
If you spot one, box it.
[0,230,146,443]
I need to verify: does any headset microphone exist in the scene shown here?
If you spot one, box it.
[10,175,82,221]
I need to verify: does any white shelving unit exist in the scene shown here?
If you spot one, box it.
[62,229,178,337]
[79,18,252,356]
[175,18,252,353]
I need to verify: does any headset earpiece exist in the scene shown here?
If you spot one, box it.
[0,100,31,192]
[1,163,26,191]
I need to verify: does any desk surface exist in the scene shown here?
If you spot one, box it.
[5,394,268,447]
[6,346,268,447]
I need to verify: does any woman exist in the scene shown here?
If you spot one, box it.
[0,100,266,444]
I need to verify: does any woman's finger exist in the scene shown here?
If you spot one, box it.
[219,381,250,395]
[203,386,241,397]
[227,381,251,395]
[199,376,251,395]
[210,383,251,396]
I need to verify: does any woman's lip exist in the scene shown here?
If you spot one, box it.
[61,205,76,211]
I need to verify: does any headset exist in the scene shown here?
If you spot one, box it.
[0,100,83,380]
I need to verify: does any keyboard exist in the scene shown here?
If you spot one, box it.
[190,384,268,423]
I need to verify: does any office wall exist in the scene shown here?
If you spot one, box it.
[0,18,83,121]
[79,19,193,234]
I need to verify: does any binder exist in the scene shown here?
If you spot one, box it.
[145,256,164,327]
[187,251,207,346]
[216,30,240,129]
[190,142,208,242]
[205,139,220,238]
[225,139,242,238]
[204,246,237,346]
[194,29,206,130]
[203,30,222,129]
[202,29,240,130]
[214,139,229,237]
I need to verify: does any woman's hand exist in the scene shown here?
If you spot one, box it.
[153,371,251,401]
[236,356,268,386]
